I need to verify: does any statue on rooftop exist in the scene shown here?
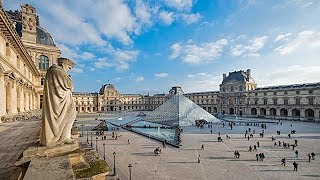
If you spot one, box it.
[40,57,77,147]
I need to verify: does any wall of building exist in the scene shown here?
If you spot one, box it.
[0,6,40,121]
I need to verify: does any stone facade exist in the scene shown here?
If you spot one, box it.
[74,70,320,122]
[0,4,61,122]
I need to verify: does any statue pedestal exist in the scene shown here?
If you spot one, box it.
[16,141,79,166]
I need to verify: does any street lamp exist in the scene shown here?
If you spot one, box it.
[90,133,93,147]
[80,123,85,137]
[103,143,106,160]
[113,152,117,176]
[128,164,132,180]
[86,131,89,143]
[95,137,98,152]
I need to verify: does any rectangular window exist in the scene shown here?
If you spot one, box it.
[40,78,44,85]
[284,99,288,105]
[273,92,277,95]
[296,91,300,94]
[255,99,258,105]
[284,91,288,95]
[308,98,314,105]
[295,98,300,105]
[264,99,268,105]
[309,90,313,94]
[273,99,277,105]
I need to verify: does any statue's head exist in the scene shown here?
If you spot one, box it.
[58,58,75,72]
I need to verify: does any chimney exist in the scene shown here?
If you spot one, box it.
[223,73,226,80]
[246,69,251,78]
[21,4,37,43]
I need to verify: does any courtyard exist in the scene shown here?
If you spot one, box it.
[76,113,320,180]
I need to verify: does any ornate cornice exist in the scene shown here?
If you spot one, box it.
[0,4,40,76]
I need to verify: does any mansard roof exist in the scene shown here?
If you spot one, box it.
[222,70,255,84]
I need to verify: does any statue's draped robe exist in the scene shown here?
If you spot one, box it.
[40,65,76,146]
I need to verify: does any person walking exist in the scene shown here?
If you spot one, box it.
[201,144,204,150]
[293,162,298,171]
[198,155,201,163]
[256,154,259,161]
[257,141,260,147]
[308,154,311,162]
[128,139,131,144]
[311,152,315,160]
[295,150,299,158]
[281,158,286,166]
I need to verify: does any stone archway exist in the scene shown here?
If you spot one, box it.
[260,108,266,116]
[213,107,217,113]
[269,108,277,117]
[305,109,314,119]
[280,108,288,117]
[229,108,234,115]
[251,108,257,115]
[292,108,300,118]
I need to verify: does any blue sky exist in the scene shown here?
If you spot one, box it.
[4,0,320,94]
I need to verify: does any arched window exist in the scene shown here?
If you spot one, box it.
[39,55,49,70]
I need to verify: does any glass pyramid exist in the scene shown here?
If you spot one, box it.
[142,92,220,126]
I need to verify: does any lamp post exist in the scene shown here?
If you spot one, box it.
[95,137,98,152]
[103,143,106,160]
[80,123,85,137]
[113,152,117,176]
[128,164,132,180]
[90,133,93,147]
[86,131,89,143]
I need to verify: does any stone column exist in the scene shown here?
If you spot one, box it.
[0,75,5,117]
[25,91,29,111]
[300,109,305,120]
[5,81,12,115]
[16,85,21,113]
[11,82,17,114]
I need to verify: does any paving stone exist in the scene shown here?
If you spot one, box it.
[0,118,41,180]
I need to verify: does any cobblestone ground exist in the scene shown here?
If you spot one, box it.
[0,118,41,180]
[76,113,320,180]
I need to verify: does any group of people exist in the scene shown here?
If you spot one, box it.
[234,151,240,158]
[256,153,265,161]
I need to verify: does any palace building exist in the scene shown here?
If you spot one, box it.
[0,3,61,122]
[0,3,319,123]
[73,70,320,122]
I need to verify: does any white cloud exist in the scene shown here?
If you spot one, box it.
[170,39,229,64]
[274,30,320,55]
[94,58,113,69]
[70,67,84,73]
[274,33,292,42]
[257,65,320,87]
[89,67,96,71]
[183,73,222,92]
[134,76,144,82]
[181,13,201,24]
[155,73,169,78]
[135,0,152,25]
[159,11,174,25]
[113,49,139,70]
[163,0,193,11]
[58,43,95,61]
[169,43,182,59]
[230,36,268,57]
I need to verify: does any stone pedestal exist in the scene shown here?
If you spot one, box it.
[23,156,75,180]
[16,141,79,166]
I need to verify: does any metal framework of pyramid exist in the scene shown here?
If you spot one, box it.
[142,93,220,126]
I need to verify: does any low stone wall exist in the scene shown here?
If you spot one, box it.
[0,110,41,123]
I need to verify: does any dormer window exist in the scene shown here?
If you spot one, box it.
[39,55,49,70]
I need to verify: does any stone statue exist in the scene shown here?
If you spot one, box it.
[40,58,76,147]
